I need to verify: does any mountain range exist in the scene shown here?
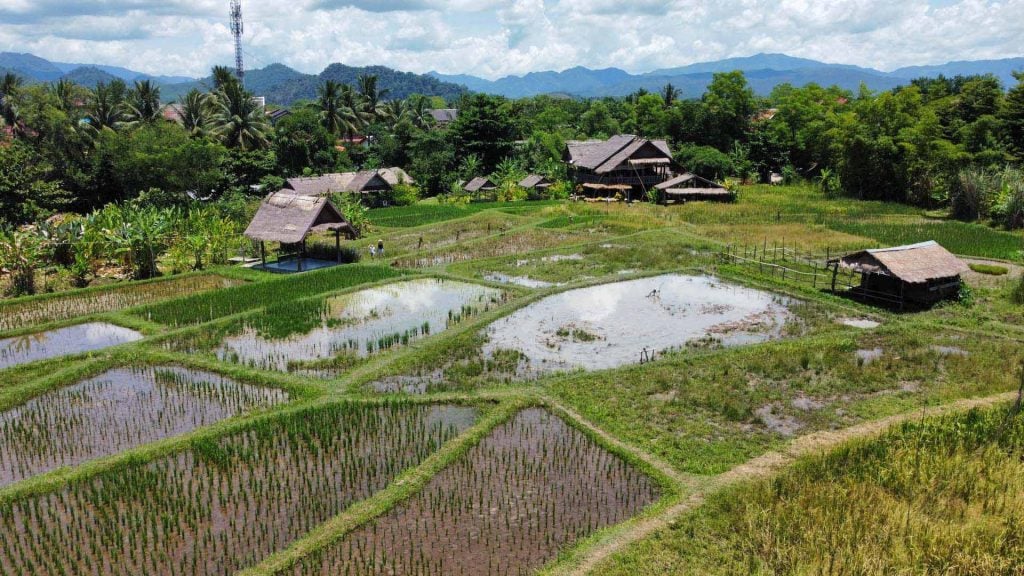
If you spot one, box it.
[2,51,1022,104]
[428,53,1024,99]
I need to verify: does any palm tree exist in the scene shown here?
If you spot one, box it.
[379,99,406,127]
[405,95,433,130]
[85,80,127,133]
[357,74,389,119]
[50,79,80,113]
[211,80,270,150]
[0,72,24,131]
[661,83,680,108]
[211,65,238,92]
[315,80,367,138]
[123,80,162,125]
[180,89,212,137]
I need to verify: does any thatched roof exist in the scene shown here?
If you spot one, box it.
[286,170,396,196]
[566,135,672,174]
[377,167,415,186]
[429,109,459,123]
[655,173,724,190]
[245,191,356,244]
[519,174,551,189]
[664,188,732,197]
[839,241,969,284]
[465,177,497,192]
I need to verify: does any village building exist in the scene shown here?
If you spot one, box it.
[565,135,673,202]
[654,173,732,204]
[519,174,552,192]
[244,191,357,273]
[266,108,292,125]
[464,177,498,196]
[284,167,412,207]
[828,241,969,308]
[428,108,459,127]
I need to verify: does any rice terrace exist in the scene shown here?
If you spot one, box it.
[2,4,1024,572]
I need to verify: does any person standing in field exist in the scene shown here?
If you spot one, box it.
[377,239,385,258]
[369,245,376,258]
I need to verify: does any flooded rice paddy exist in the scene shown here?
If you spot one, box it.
[0,366,288,487]
[483,272,556,288]
[484,274,793,373]
[0,322,143,369]
[0,403,477,576]
[292,408,659,576]
[217,279,505,372]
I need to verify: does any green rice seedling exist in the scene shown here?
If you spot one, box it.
[827,220,1024,260]
[969,263,1010,276]
[0,366,287,487]
[135,265,401,327]
[0,402,477,575]
[0,274,243,333]
[290,408,659,576]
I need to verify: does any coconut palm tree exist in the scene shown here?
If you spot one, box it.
[122,80,162,125]
[85,80,127,133]
[211,65,238,92]
[0,72,24,131]
[379,99,406,127]
[315,80,367,138]
[405,95,433,130]
[50,79,80,114]
[211,80,270,150]
[180,89,212,137]
[661,83,680,108]
[357,74,389,119]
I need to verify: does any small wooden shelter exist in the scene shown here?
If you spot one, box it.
[828,241,969,308]
[654,173,732,204]
[244,191,357,272]
[519,174,552,191]
[464,177,498,194]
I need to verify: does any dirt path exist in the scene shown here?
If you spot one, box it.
[556,390,1020,576]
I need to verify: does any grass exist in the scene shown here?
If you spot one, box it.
[133,264,402,326]
[970,262,1010,275]
[4,184,1024,574]
[593,402,1024,575]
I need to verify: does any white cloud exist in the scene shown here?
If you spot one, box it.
[0,0,1020,78]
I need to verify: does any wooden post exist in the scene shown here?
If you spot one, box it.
[335,229,341,263]
[831,262,838,293]
[260,241,266,268]
[299,239,305,272]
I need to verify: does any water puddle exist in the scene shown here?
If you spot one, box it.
[218,279,505,372]
[483,273,556,289]
[0,322,143,369]
[483,274,792,374]
[855,348,884,366]
[930,345,968,357]
[0,366,287,487]
[839,318,880,329]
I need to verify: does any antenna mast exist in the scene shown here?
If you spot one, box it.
[230,0,244,84]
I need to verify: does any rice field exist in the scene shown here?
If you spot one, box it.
[290,408,659,576]
[827,219,1024,260]
[214,279,507,373]
[0,366,288,487]
[135,264,402,326]
[0,322,143,369]
[0,403,477,575]
[0,274,244,333]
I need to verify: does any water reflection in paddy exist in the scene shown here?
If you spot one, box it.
[0,322,143,369]
[483,274,792,373]
[219,279,505,372]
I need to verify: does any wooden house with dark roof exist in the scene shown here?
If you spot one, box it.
[828,241,969,308]
[519,174,552,191]
[565,135,673,201]
[244,191,357,272]
[654,173,733,204]
[428,109,459,127]
[284,169,406,207]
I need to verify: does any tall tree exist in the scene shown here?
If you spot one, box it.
[451,93,517,173]
[211,80,270,151]
[85,80,127,133]
[211,65,238,92]
[703,71,757,150]
[315,80,363,137]
[1002,71,1024,159]
[357,74,389,119]
[180,89,212,137]
[661,83,680,108]
[123,80,162,125]
[0,72,24,132]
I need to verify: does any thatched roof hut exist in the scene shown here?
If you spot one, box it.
[830,241,969,307]
[464,177,498,193]
[654,173,731,203]
[245,191,357,272]
[519,174,552,190]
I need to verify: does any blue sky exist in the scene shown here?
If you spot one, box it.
[0,0,1021,79]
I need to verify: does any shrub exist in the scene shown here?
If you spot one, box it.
[968,263,1009,276]
[949,168,999,221]
[675,144,735,181]
[389,183,421,207]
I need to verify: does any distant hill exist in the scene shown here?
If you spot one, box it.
[161,62,467,106]
[430,52,1024,98]
[0,52,65,82]
[59,67,121,88]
